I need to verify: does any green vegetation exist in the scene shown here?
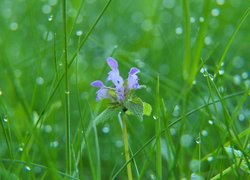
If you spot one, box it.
[0,0,249,179]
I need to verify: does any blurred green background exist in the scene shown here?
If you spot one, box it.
[0,0,249,179]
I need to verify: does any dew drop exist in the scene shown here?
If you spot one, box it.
[196,137,201,144]
[49,0,58,6]
[42,4,52,14]
[233,75,241,85]
[0,90,2,96]
[172,105,180,117]
[208,120,214,125]
[10,22,18,31]
[48,15,53,21]
[25,165,31,171]
[216,0,225,5]
[181,134,193,147]
[44,125,52,133]
[76,30,83,36]
[18,147,24,152]
[211,8,220,17]
[190,17,195,23]
[102,124,110,134]
[207,156,214,162]
[36,77,44,85]
[209,74,214,81]
[218,69,224,75]
[153,115,157,120]
[3,117,8,123]
[201,130,208,137]
[199,17,205,22]
[204,36,212,45]
[50,141,59,148]
[241,72,248,79]
[115,140,123,148]
[170,128,176,136]
[200,67,206,74]
[175,27,183,35]
[238,114,245,122]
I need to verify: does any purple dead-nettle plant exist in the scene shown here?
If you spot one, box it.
[91,57,151,121]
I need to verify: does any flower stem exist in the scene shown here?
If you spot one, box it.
[62,0,71,175]
[121,113,133,180]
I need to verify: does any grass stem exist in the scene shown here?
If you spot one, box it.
[62,0,71,175]
[122,113,133,180]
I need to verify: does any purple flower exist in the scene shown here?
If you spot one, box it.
[91,57,141,102]
[91,80,111,101]
[127,67,141,90]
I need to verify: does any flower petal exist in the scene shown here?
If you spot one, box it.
[129,67,140,75]
[107,57,118,70]
[96,88,109,101]
[91,80,104,88]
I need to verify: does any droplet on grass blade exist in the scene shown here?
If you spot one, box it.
[181,134,193,147]
[76,30,83,36]
[9,22,18,31]
[175,27,183,35]
[48,15,53,21]
[201,130,208,137]
[42,4,52,14]
[102,124,110,134]
[0,90,2,96]
[208,120,214,125]
[238,114,245,122]
[207,156,214,162]
[233,75,241,85]
[211,8,220,17]
[25,166,31,172]
[196,137,201,144]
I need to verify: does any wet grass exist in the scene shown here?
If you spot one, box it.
[0,0,250,179]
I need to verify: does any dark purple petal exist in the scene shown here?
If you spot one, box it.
[129,67,140,75]
[91,80,104,88]
[107,57,118,70]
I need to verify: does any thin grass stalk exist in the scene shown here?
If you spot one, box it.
[155,76,162,179]
[121,113,133,180]
[62,0,71,175]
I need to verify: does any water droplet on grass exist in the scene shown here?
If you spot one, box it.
[50,141,59,148]
[175,27,183,35]
[36,77,44,85]
[76,30,83,36]
[204,36,212,45]
[0,90,2,96]
[208,120,214,125]
[25,166,31,171]
[115,140,123,148]
[218,69,224,75]
[207,156,214,162]
[216,0,225,5]
[242,72,248,79]
[48,15,53,21]
[102,124,110,134]
[201,130,208,137]
[48,0,58,6]
[196,137,201,144]
[211,8,220,16]
[181,134,193,147]
[199,17,205,22]
[209,74,214,81]
[10,22,18,31]
[3,117,8,123]
[238,114,245,122]
[190,17,195,23]
[172,105,180,117]
[18,147,24,152]
[233,75,241,85]
[42,4,52,14]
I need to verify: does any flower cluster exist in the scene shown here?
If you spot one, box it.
[91,57,141,102]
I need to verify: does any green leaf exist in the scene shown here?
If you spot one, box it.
[93,107,120,125]
[143,102,152,116]
[125,97,144,121]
